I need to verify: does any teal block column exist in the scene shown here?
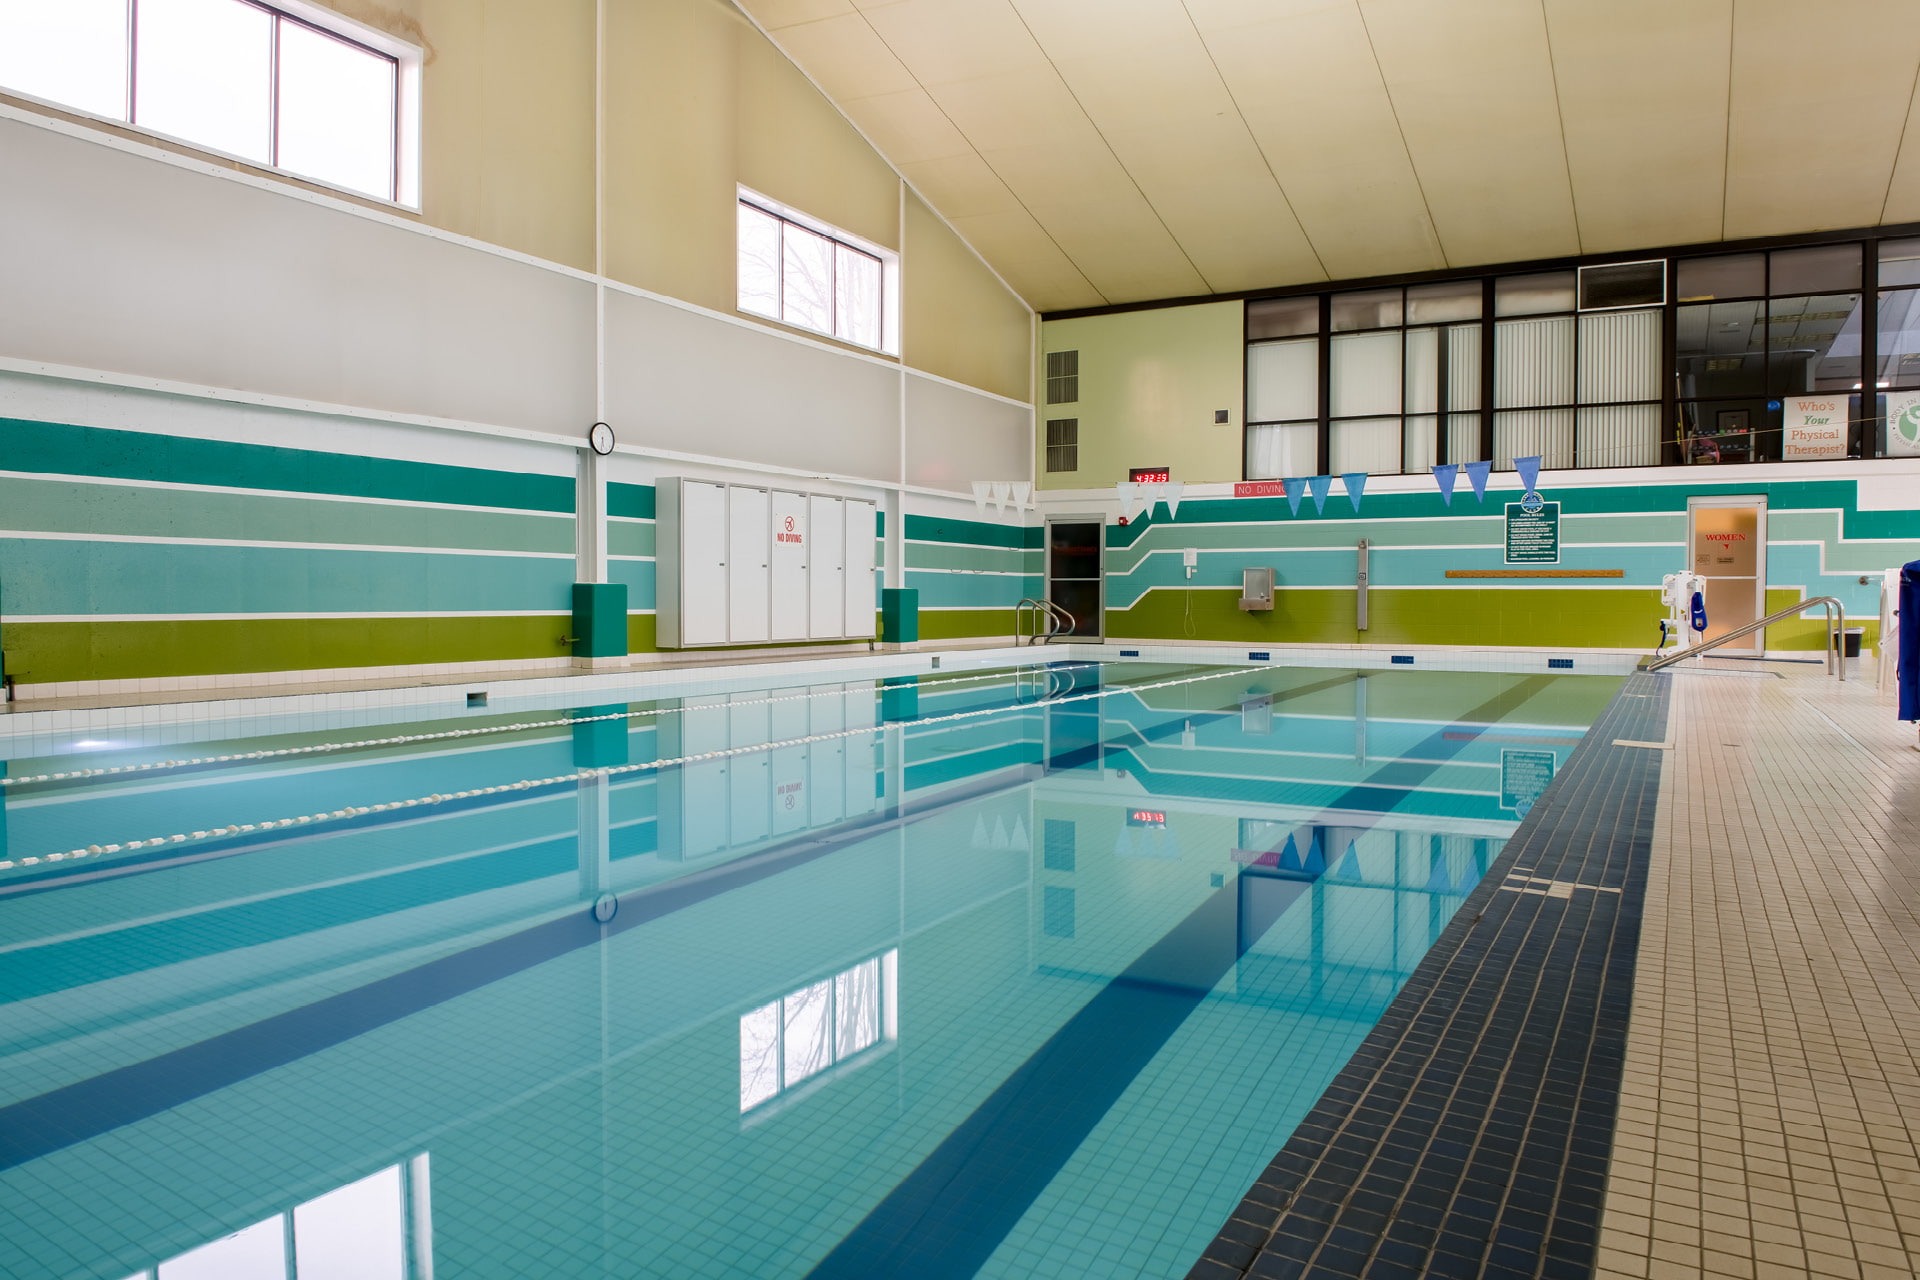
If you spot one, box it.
[881,588,919,643]
[572,705,631,769]
[571,583,628,657]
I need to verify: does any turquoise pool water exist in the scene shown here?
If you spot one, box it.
[0,658,1620,1280]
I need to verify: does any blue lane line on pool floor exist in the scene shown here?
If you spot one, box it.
[804,676,1556,1280]
[1185,670,1670,1280]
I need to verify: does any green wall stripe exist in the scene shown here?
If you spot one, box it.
[0,417,574,513]
[0,476,572,554]
[608,482,655,520]
[3,615,571,685]
[904,513,1040,549]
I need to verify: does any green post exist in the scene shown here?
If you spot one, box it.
[880,588,919,643]
[571,583,629,658]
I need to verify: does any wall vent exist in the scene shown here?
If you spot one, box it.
[1045,350,1079,404]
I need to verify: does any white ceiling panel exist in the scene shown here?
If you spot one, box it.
[1544,0,1731,254]
[738,0,1920,310]
[1723,0,1920,240]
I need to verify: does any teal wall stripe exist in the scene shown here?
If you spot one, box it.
[0,539,576,615]
[903,513,1041,549]
[608,482,655,520]
[0,417,574,513]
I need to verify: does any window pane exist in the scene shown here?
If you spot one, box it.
[1578,308,1660,403]
[134,0,272,163]
[1770,244,1860,296]
[781,224,833,334]
[1681,401,1757,465]
[1247,296,1318,339]
[1404,327,1439,414]
[782,979,833,1086]
[835,958,880,1057]
[1494,315,1574,407]
[1877,287,1920,386]
[1676,300,1765,398]
[1578,405,1660,468]
[1767,294,1861,394]
[1494,408,1573,470]
[276,20,395,198]
[1675,253,1763,301]
[1403,415,1438,472]
[1331,418,1400,474]
[1406,280,1480,324]
[1446,323,1482,411]
[737,203,781,319]
[1446,413,1482,464]
[739,1001,781,1110]
[1246,422,1315,479]
[1247,338,1316,421]
[293,1166,405,1280]
[1331,288,1401,331]
[1578,260,1665,310]
[1494,272,1574,316]
[1879,238,1920,288]
[834,244,881,349]
[1331,330,1401,416]
[0,0,128,118]
[158,1218,287,1280]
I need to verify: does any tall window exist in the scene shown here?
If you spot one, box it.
[737,189,898,354]
[0,0,414,203]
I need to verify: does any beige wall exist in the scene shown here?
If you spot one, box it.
[904,191,1032,402]
[1037,301,1245,489]
[312,0,1029,401]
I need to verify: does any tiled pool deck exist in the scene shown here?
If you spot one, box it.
[1190,659,1920,1280]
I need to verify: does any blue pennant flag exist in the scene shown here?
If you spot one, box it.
[1464,459,1492,502]
[1341,472,1367,512]
[1514,455,1542,494]
[1307,474,1333,514]
[1281,477,1307,516]
[1431,462,1460,505]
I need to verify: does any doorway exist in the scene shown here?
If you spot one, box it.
[1044,519,1103,638]
[1687,496,1766,650]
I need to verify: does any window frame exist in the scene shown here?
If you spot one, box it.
[0,0,421,207]
[736,186,900,356]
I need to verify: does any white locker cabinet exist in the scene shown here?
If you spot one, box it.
[727,486,771,644]
[769,490,808,642]
[808,495,845,638]
[657,478,876,649]
[843,499,877,638]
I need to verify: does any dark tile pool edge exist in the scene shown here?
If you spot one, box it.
[1187,670,1670,1280]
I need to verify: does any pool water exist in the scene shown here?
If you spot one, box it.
[0,658,1620,1280]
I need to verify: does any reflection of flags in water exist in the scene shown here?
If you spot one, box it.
[971,813,1030,851]
[1327,841,1364,882]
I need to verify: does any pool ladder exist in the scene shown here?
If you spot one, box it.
[1645,595,1846,680]
[1015,597,1074,645]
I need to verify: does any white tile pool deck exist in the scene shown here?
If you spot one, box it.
[1595,660,1920,1280]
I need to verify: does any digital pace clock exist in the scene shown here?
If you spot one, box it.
[1129,467,1171,483]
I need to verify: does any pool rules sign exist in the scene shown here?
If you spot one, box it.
[1504,494,1560,564]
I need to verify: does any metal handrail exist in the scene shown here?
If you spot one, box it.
[1014,597,1075,645]
[1645,595,1846,679]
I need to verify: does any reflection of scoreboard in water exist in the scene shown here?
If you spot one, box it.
[656,683,882,860]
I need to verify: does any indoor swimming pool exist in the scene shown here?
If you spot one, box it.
[0,656,1624,1280]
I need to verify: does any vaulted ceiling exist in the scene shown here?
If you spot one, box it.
[737,0,1920,312]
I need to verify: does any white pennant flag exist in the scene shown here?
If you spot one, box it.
[990,480,1013,514]
[1163,481,1186,521]
[971,480,991,517]
[1010,481,1032,508]
[1116,481,1139,521]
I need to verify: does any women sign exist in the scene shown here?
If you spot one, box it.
[1782,396,1849,460]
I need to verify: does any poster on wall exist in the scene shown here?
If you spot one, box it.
[1781,395,1850,460]
[1504,499,1560,564]
[1887,390,1920,456]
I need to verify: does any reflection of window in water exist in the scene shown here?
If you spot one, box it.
[130,1155,430,1280]
[740,950,898,1112]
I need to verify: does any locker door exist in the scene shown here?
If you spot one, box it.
[727,487,771,644]
[808,495,845,638]
[843,500,876,638]
[681,481,729,646]
[769,491,809,642]
[729,695,771,846]
[809,684,846,826]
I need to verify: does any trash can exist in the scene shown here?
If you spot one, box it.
[1843,627,1864,658]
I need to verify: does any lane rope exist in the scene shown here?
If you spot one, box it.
[3,663,1253,871]
[0,662,1105,790]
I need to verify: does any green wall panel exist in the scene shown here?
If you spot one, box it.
[919,608,1018,640]
[5,615,572,685]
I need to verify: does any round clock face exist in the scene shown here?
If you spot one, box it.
[589,422,615,455]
